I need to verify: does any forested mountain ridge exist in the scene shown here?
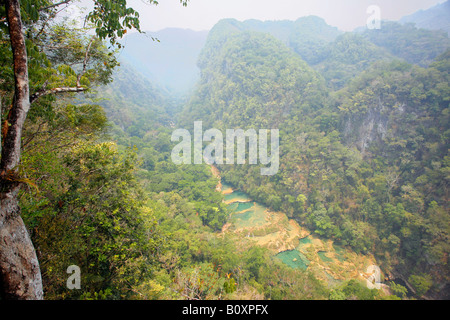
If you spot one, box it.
[208,16,343,65]
[360,21,450,67]
[180,22,328,130]
[189,17,449,91]
[116,15,450,95]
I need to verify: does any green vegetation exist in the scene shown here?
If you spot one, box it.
[0,1,448,300]
[361,21,450,67]
[329,280,380,300]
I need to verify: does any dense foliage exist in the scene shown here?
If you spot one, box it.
[1,1,448,300]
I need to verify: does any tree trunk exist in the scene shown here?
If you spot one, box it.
[0,186,43,300]
[0,0,43,300]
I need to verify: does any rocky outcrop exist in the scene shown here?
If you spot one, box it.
[343,98,406,154]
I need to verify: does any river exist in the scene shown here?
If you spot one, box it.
[212,166,379,287]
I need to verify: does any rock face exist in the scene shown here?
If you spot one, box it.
[343,98,406,155]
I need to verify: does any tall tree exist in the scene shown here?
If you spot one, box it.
[0,0,187,300]
[0,0,42,300]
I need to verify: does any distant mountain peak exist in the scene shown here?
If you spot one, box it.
[399,0,450,35]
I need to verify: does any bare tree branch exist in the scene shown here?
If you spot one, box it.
[30,86,87,104]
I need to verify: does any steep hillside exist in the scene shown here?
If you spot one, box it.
[92,61,174,137]
[181,21,327,130]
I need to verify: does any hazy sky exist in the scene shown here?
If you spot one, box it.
[73,0,446,32]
